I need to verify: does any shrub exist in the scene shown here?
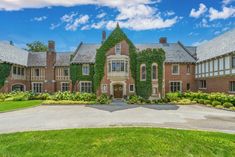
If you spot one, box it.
[166,92,181,102]
[128,95,139,104]
[54,91,73,100]
[212,101,221,107]
[177,99,192,105]
[215,105,224,109]
[74,93,96,101]
[229,107,235,111]
[198,99,205,104]
[204,100,211,105]
[223,102,233,108]
[97,94,110,104]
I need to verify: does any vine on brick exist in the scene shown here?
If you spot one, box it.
[94,25,137,91]
[70,64,94,91]
[136,49,165,99]
[0,63,11,89]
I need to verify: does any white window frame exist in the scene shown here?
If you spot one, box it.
[152,63,158,80]
[229,81,235,93]
[169,81,182,92]
[115,43,121,55]
[61,82,70,92]
[198,80,207,89]
[231,55,235,69]
[129,84,135,92]
[32,82,43,93]
[79,81,92,93]
[101,84,107,93]
[140,64,146,81]
[186,64,190,74]
[82,64,90,76]
[172,64,179,75]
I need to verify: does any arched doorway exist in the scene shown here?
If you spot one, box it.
[113,84,123,98]
[12,84,25,92]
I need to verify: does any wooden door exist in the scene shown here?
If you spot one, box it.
[114,84,123,98]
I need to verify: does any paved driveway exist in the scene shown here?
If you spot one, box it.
[0,104,234,134]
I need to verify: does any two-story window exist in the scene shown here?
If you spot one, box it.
[232,55,235,68]
[199,80,207,89]
[172,64,179,75]
[140,64,146,81]
[108,60,128,73]
[115,43,121,54]
[229,81,235,92]
[80,81,92,93]
[82,64,90,75]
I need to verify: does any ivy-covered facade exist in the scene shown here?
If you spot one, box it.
[0,25,202,99]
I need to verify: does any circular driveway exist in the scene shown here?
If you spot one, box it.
[0,104,234,134]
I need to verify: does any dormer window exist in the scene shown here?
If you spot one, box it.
[115,43,121,55]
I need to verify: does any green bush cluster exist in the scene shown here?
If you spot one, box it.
[127,95,167,105]
[0,91,110,104]
[0,63,11,89]
[167,91,235,110]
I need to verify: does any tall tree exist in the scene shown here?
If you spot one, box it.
[26,41,48,52]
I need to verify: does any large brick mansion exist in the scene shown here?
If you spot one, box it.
[0,26,235,99]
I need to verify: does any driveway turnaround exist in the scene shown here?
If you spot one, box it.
[0,103,234,134]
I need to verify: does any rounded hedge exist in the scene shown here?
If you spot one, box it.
[223,102,233,108]
[212,101,221,107]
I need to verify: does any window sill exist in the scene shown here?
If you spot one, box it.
[198,88,207,90]
[172,73,179,75]
[228,91,235,94]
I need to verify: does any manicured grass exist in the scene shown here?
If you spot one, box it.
[0,128,234,157]
[0,100,42,112]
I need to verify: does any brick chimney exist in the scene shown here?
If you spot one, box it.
[159,37,167,44]
[102,31,106,44]
[45,40,56,93]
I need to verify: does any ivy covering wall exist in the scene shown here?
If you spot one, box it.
[70,64,94,91]
[0,63,11,89]
[94,25,137,91]
[136,49,165,99]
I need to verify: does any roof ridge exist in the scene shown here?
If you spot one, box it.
[177,41,197,61]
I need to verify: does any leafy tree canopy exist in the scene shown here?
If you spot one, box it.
[26,41,48,52]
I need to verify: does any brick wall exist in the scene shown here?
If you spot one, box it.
[164,63,197,93]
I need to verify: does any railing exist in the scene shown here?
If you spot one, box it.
[56,76,70,80]
[31,76,45,80]
[12,75,26,80]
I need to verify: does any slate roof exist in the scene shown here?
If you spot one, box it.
[27,52,47,67]
[197,28,235,62]
[0,42,29,66]
[55,52,72,66]
[135,43,197,63]
[71,43,100,64]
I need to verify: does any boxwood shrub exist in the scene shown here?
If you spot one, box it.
[212,101,221,107]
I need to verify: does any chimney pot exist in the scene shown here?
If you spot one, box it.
[48,40,55,52]
[159,37,167,44]
[102,31,106,44]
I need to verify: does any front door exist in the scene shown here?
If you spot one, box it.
[114,84,123,98]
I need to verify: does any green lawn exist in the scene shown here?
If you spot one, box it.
[0,128,234,157]
[0,100,42,112]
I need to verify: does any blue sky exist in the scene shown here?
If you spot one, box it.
[0,0,234,51]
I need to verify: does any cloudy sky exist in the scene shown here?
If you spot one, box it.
[0,0,234,51]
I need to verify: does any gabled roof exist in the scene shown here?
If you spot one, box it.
[71,43,100,64]
[55,52,72,66]
[0,42,29,66]
[197,29,235,62]
[136,43,197,63]
[27,52,47,67]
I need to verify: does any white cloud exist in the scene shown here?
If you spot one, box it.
[209,6,235,20]
[97,12,106,19]
[196,18,210,28]
[165,11,175,16]
[0,0,155,11]
[65,15,89,31]
[222,0,235,5]
[91,21,106,29]
[192,40,208,46]
[32,16,47,22]
[61,12,78,23]
[190,3,207,18]
[50,23,60,30]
